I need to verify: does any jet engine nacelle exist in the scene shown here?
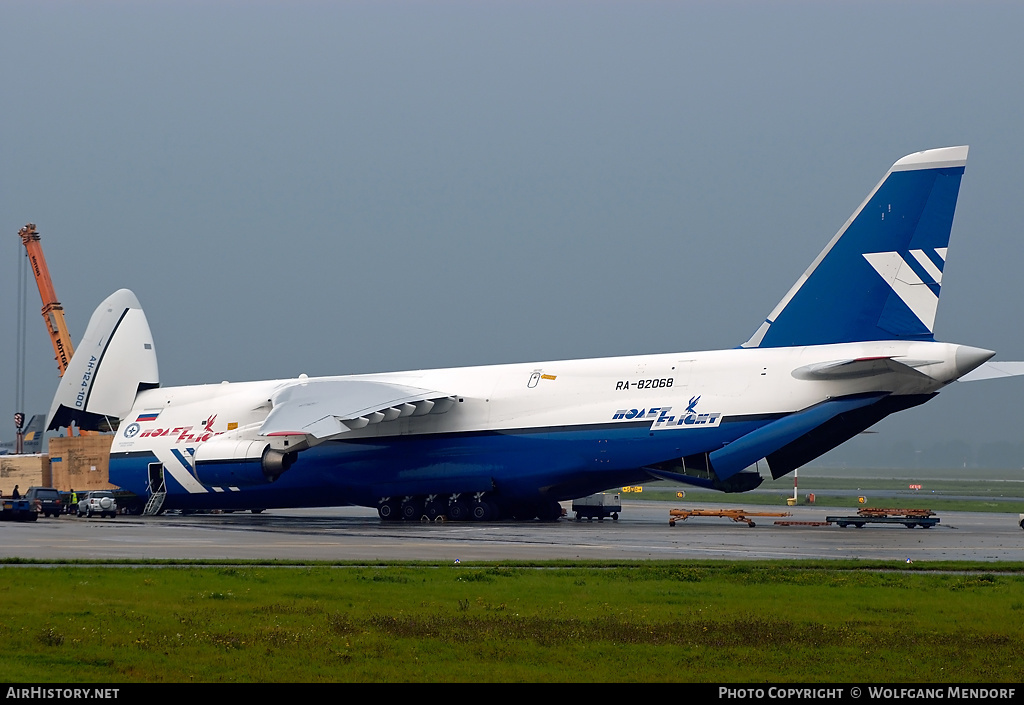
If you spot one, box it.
[192,436,296,486]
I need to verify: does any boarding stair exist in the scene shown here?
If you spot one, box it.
[142,491,166,516]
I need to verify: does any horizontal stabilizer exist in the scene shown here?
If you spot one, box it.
[710,393,887,480]
[765,393,934,479]
[958,361,1024,382]
[261,379,457,439]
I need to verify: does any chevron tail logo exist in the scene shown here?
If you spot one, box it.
[863,248,946,331]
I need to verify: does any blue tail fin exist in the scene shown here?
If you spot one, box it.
[743,146,968,349]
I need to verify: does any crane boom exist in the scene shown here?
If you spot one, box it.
[18,224,74,376]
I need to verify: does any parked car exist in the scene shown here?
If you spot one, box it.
[25,487,62,518]
[0,498,38,522]
[77,491,118,518]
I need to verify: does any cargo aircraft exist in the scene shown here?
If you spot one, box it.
[46,146,1007,519]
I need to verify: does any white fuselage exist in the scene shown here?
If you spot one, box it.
[107,339,980,511]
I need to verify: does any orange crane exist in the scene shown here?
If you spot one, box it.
[18,224,74,376]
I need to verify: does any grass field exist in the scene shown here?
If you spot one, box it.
[2,562,1023,683]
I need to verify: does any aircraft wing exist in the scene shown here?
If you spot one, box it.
[260,379,457,439]
[958,361,1024,382]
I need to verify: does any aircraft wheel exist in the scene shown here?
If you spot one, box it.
[537,500,562,522]
[487,501,501,521]
[378,500,400,521]
[425,500,446,520]
[447,501,469,522]
[401,499,424,521]
[470,501,492,521]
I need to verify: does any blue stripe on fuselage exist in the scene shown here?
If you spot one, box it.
[109,417,776,510]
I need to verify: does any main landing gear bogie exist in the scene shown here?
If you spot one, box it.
[376,494,563,523]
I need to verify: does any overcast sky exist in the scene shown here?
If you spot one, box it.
[3,1,1024,465]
